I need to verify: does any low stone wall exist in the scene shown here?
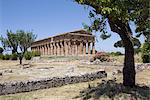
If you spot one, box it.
[0,71,106,95]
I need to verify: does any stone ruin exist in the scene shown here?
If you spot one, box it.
[0,70,107,95]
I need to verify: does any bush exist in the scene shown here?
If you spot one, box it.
[11,53,18,60]
[93,52,110,62]
[4,54,11,60]
[0,47,4,54]
[24,51,33,60]
[109,51,123,56]
[141,42,150,63]
[142,55,150,63]
[0,54,4,60]
[32,51,41,57]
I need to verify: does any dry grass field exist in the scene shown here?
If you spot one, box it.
[0,55,149,100]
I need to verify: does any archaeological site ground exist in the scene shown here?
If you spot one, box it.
[0,30,149,100]
[0,54,149,100]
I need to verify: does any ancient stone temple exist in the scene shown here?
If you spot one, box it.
[31,30,95,56]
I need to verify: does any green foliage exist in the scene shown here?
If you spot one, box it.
[17,30,37,54]
[75,0,149,42]
[0,30,37,54]
[142,55,150,63]
[100,34,111,40]
[0,30,18,53]
[75,0,149,86]
[114,38,141,48]
[0,47,4,54]
[32,51,41,57]
[11,53,18,60]
[0,53,17,60]
[24,51,33,60]
[0,54,4,60]
[0,30,37,64]
[109,51,123,56]
[134,48,141,55]
[3,54,11,60]
[141,37,150,63]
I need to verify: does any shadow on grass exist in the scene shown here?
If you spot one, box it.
[74,79,150,100]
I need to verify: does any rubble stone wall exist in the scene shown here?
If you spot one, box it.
[0,71,106,95]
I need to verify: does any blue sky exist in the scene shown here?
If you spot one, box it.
[1,0,142,53]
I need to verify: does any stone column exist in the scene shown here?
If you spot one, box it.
[75,42,78,56]
[92,41,95,55]
[36,47,38,52]
[50,43,54,55]
[40,46,42,55]
[88,42,91,55]
[41,45,43,55]
[51,43,53,55]
[48,44,51,55]
[72,41,76,55]
[39,46,41,55]
[42,45,44,55]
[68,40,71,55]
[60,41,64,56]
[45,45,47,55]
[83,41,86,55]
[53,43,56,55]
[64,40,68,56]
[47,44,50,55]
[45,44,48,55]
[79,41,83,55]
[35,47,37,52]
[41,46,43,55]
[56,42,60,56]
[43,46,45,55]
[34,47,36,52]
[38,46,40,54]
[47,44,49,55]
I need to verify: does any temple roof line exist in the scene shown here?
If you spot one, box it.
[33,29,94,43]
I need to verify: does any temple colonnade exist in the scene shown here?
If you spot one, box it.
[31,30,95,56]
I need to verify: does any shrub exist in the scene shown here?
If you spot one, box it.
[0,54,4,60]
[24,51,33,60]
[0,47,4,54]
[93,52,110,62]
[141,41,150,63]
[142,55,150,63]
[32,51,41,57]
[11,53,18,60]
[109,51,123,56]
[4,54,11,60]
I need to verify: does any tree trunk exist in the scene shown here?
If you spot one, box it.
[12,49,16,54]
[20,59,22,65]
[120,33,136,87]
[108,19,136,87]
[18,53,23,65]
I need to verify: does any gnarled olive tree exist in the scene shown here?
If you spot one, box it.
[74,0,149,87]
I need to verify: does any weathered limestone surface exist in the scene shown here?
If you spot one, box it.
[0,71,106,95]
[31,30,95,56]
